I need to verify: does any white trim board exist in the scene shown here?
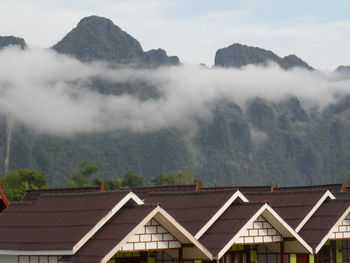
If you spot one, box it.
[315,205,350,254]
[101,206,213,263]
[195,190,248,239]
[295,190,335,233]
[216,203,313,259]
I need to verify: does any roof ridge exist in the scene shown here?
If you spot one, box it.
[246,189,328,195]
[148,189,240,196]
[25,186,100,193]
[39,189,131,198]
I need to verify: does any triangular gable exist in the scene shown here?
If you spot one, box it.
[329,212,350,240]
[97,206,212,263]
[121,218,181,251]
[236,215,283,244]
[213,204,312,259]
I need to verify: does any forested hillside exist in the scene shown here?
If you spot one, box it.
[1,16,350,186]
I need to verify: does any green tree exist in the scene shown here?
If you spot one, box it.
[122,171,144,187]
[67,160,99,187]
[0,169,48,201]
[154,171,197,186]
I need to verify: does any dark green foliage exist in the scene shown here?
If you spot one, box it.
[122,171,144,187]
[154,171,195,186]
[67,160,99,187]
[215,43,313,70]
[0,169,47,201]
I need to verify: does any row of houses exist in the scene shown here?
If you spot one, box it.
[0,183,349,263]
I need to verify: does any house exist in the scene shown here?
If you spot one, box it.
[0,183,349,263]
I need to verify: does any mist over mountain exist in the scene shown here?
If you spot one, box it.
[215,43,313,70]
[0,16,350,187]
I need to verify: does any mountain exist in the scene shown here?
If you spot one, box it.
[0,36,26,49]
[336,65,350,74]
[52,16,180,67]
[215,43,313,70]
[2,16,350,187]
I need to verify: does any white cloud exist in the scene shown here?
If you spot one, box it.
[0,47,350,136]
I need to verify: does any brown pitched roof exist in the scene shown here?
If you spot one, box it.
[245,190,330,229]
[22,187,101,202]
[199,202,264,256]
[298,199,350,251]
[61,204,157,263]
[333,192,350,199]
[0,190,132,251]
[275,183,346,193]
[143,190,244,236]
[202,185,274,192]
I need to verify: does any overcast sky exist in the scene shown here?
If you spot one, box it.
[1,0,350,69]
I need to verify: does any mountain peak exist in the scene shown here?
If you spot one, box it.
[52,15,144,64]
[215,43,313,70]
[0,36,26,50]
[52,16,180,67]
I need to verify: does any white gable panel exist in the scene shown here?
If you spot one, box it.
[235,216,283,244]
[121,219,181,251]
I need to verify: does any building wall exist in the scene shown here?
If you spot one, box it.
[0,255,17,263]
[121,219,181,251]
[330,213,350,239]
[236,216,283,244]
[0,255,60,263]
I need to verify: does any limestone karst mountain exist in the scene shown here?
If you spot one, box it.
[0,16,349,187]
[215,43,313,70]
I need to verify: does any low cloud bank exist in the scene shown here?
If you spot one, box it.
[0,47,348,136]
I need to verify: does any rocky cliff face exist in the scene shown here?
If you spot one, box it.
[215,43,313,70]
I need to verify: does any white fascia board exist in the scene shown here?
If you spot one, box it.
[295,190,336,233]
[195,190,248,239]
[315,205,350,254]
[101,206,160,263]
[156,206,213,260]
[216,203,313,259]
[0,250,72,256]
[264,205,313,254]
[101,206,213,263]
[72,192,143,253]
[216,204,267,259]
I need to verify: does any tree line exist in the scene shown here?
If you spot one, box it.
[0,160,200,201]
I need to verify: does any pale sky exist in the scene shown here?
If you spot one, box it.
[1,0,350,69]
